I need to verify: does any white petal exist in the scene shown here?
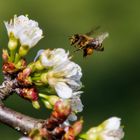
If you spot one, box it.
[70,95,83,112]
[40,49,69,67]
[67,112,77,121]
[104,117,121,130]
[73,91,83,96]
[34,49,44,62]
[19,137,31,140]
[55,82,72,99]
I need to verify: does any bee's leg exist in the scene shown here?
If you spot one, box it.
[74,45,85,50]
[100,47,104,51]
[83,49,87,57]
[95,44,104,51]
[75,36,84,46]
[96,47,104,51]
[78,46,85,49]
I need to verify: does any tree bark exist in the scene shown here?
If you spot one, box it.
[0,79,46,135]
[0,80,14,100]
[0,104,44,135]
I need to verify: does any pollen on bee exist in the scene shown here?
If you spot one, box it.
[87,48,94,55]
[83,47,94,57]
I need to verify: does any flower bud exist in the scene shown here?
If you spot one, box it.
[19,87,38,101]
[53,100,71,119]
[34,60,45,71]
[40,73,48,84]
[39,94,60,109]
[72,118,83,136]
[63,127,75,140]
[17,68,32,86]
[2,49,9,62]
[2,62,16,74]
[16,59,26,70]
[32,101,40,109]
[19,46,29,57]
[8,37,18,51]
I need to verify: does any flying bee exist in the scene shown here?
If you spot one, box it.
[69,26,109,57]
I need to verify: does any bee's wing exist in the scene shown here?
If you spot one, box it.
[85,26,101,36]
[96,32,109,44]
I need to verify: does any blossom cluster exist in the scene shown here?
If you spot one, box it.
[4,15,83,120]
[3,15,124,140]
[35,48,83,120]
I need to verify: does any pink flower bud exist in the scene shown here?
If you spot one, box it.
[19,87,38,101]
[17,68,32,86]
[2,49,9,62]
[72,119,83,136]
[2,62,16,74]
[53,100,71,119]
[63,127,75,140]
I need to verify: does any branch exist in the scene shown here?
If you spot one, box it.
[0,78,73,139]
[0,79,15,100]
[0,104,44,135]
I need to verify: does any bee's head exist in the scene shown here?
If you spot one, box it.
[69,34,80,45]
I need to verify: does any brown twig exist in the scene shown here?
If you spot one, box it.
[0,104,44,135]
[0,79,16,100]
[0,77,45,135]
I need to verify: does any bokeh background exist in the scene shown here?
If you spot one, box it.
[0,0,140,139]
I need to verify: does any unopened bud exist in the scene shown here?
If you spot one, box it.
[39,94,59,109]
[53,100,71,118]
[17,68,32,86]
[19,87,38,101]
[19,46,29,57]
[2,49,9,62]
[40,73,48,84]
[72,118,83,136]
[16,59,26,69]
[2,62,16,74]
[63,127,75,140]
[8,37,18,51]
[32,101,40,109]
[35,60,44,71]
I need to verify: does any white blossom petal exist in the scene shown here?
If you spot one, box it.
[66,94,83,121]
[41,48,69,67]
[55,82,73,99]
[70,95,83,113]
[19,137,31,140]
[67,112,77,121]
[101,117,124,140]
[104,117,121,130]
[5,15,43,48]
[34,49,44,62]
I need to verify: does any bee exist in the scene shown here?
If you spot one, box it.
[69,26,109,57]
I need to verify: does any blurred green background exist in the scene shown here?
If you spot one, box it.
[0,0,140,139]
